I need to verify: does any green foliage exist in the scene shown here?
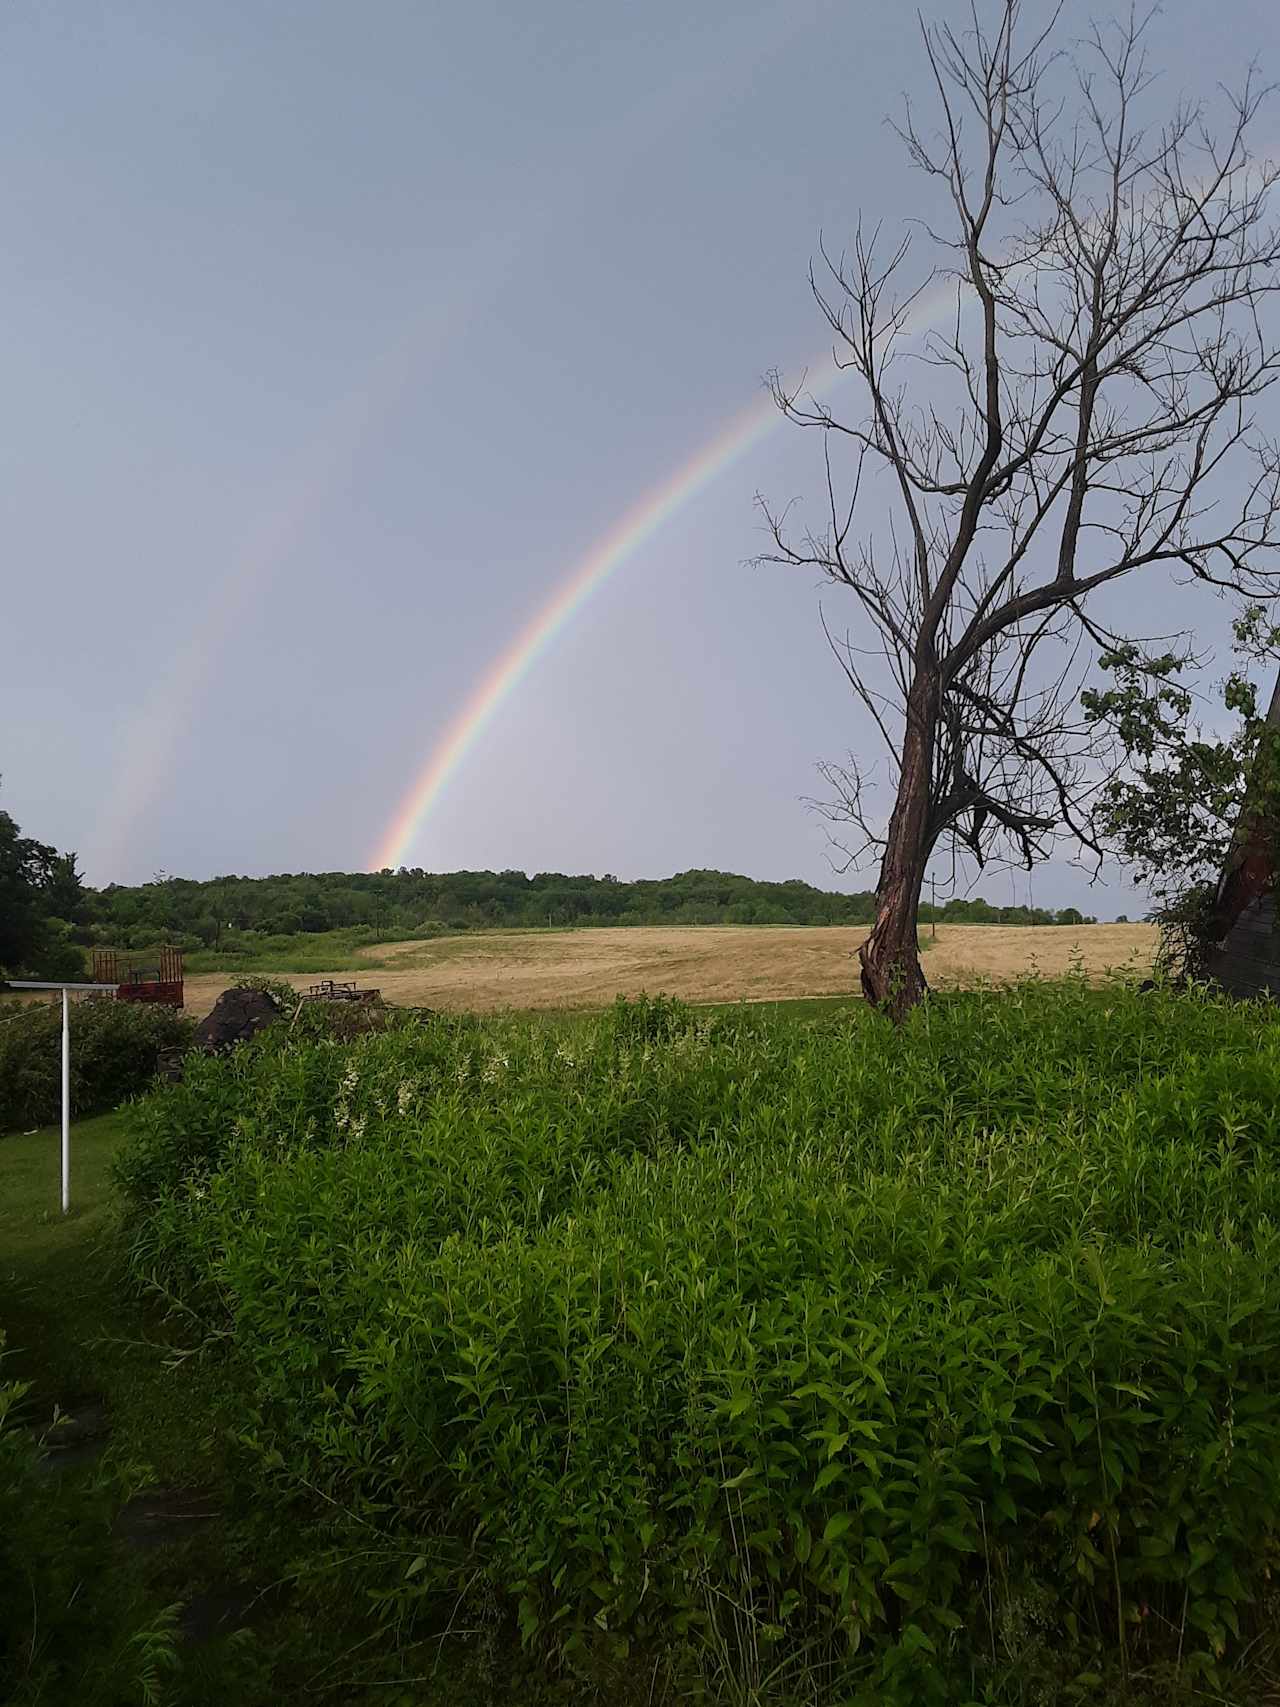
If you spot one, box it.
[0,997,194,1134]
[1147,883,1222,982]
[85,867,1095,955]
[605,990,698,1045]
[0,801,86,979]
[42,852,88,925]
[1084,612,1280,962]
[113,981,1280,1702]
[0,807,58,972]
[112,1007,476,1216]
[921,894,1095,926]
[1083,646,1253,897]
[230,974,299,1009]
[111,1048,254,1211]
[186,926,406,973]
[26,928,86,982]
[0,1335,183,1706]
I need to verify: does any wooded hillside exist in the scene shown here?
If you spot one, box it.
[86,867,1096,948]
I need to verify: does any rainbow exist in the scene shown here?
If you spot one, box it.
[86,20,824,886]
[369,390,782,868]
[84,288,480,885]
[371,279,962,872]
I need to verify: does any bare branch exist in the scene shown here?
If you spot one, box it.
[759,0,1280,1017]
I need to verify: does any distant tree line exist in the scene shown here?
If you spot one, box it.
[81,866,1097,949]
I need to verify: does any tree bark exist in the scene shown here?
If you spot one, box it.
[858,685,934,1020]
[1202,665,1280,994]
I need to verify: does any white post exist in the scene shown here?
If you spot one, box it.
[61,985,70,1214]
[3,979,118,1216]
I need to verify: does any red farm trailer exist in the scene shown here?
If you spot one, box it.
[92,947,184,1009]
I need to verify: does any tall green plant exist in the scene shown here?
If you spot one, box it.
[115,986,1280,1701]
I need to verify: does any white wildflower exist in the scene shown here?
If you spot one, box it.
[481,1053,509,1084]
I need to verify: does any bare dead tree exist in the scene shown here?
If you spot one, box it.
[759,0,1280,1019]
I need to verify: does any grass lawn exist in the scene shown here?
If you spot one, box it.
[3,1113,133,1390]
[1,1111,235,1477]
[2,1112,274,1705]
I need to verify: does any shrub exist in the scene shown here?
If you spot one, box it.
[0,997,194,1133]
[111,1047,259,1214]
[113,1007,484,1216]
[605,990,699,1045]
[115,979,1280,1701]
[287,998,428,1044]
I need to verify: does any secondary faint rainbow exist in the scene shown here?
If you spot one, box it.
[369,390,782,869]
[83,276,497,885]
[371,279,963,872]
[85,9,830,886]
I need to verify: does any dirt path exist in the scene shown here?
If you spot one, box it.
[182,923,1156,1019]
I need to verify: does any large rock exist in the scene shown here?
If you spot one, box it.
[193,987,283,1054]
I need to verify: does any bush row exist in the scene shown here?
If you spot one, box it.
[0,997,193,1133]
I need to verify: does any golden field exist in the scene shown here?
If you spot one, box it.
[181,922,1156,1018]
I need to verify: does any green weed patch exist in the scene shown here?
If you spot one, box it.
[115,982,1280,1702]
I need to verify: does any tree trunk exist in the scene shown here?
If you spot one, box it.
[859,688,934,1021]
[1202,665,1280,998]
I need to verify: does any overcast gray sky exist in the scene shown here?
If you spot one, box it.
[6,0,1279,912]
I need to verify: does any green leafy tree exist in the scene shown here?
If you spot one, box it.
[42,851,87,926]
[1083,607,1280,970]
[0,802,86,979]
[0,807,55,973]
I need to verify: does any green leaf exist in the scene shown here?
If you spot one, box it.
[899,1623,936,1656]
[935,1525,976,1553]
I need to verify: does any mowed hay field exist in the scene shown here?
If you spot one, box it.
[182,921,1156,1018]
